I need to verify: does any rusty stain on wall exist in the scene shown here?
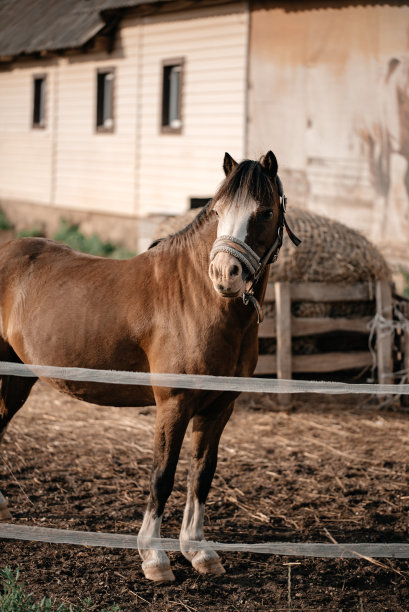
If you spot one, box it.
[248,0,409,269]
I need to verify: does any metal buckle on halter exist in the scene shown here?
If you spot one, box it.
[242,290,264,324]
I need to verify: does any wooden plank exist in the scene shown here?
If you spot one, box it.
[259,316,371,338]
[258,317,277,337]
[275,282,292,380]
[293,352,372,373]
[375,280,393,384]
[255,354,277,375]
[402,322,409,407]
[255,351,372,375]
[264,282,373,303]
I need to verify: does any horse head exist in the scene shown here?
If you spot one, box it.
[209,151,298,300]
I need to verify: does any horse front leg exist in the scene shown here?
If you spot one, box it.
[180,401,234,575]
[138,399,190,583]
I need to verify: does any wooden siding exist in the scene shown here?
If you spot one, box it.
[134,3,248,216]
[0,62,55,204]
[54,53,138,215]
[0,2,247,226]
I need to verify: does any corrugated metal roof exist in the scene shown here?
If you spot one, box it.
[0,0,175,58]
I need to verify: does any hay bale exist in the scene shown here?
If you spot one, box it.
[271,208,390,283]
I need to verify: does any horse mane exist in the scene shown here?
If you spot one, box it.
[212,159,275,206]
[148,200,213,249]
[148,157,275,250]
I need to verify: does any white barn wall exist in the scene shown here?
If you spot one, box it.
[0,48,140,217]
[0,2,248,247]
[54,51,139,216]
[0,61,55,204]
[135,3,248,217]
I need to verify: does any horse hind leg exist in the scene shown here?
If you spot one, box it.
[0,372,37,520]
[180,401,234,576]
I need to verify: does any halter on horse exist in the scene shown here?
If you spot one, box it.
[210,164,300,322]
[0,151,299,582]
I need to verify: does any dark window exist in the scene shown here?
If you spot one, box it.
[32,75,46,128]
[96,68,115,131]
[161,59,184,133]
[190,197,211,209]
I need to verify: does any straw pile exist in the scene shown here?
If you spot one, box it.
[270,207,390,284]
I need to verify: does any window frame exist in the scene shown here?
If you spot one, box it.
[96,67,116,133]
[32,74,47,129]
[160,58,184,134]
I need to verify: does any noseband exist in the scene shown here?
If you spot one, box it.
[209,177,301,323]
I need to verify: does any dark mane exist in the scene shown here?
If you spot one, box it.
[213,159,275,206]
[149,200,213,249]
[149,158,276,250]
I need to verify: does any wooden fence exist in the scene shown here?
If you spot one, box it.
[255,279,396,384]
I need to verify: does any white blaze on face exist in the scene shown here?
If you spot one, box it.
[215,193,258,241]
[209,193,259,296]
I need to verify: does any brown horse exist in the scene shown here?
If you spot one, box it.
[0,151,299,582]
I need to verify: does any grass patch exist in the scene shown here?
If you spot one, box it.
[0,568,120,612]
[16,228,44,238]
[400,267,409,299]
[53,219,135,259]
[0,209,13,231]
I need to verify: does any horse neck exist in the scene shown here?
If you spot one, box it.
[169,213,218,281]
[165,216,269,325]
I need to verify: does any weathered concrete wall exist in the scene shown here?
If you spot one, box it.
[0,198,166,253]
[248,1,409,269]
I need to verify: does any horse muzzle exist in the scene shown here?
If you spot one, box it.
[208,235,259,298]
[208,251,246,298]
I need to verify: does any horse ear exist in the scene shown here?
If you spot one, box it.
[223,152,238,176]
[262,151,278,179]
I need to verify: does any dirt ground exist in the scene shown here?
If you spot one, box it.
[0,382,408,611]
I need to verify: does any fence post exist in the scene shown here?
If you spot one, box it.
[375,280,393,384]
[401,315,409,407]
[275,281,292,381]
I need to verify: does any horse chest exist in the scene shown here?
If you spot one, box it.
[146,311,257,378]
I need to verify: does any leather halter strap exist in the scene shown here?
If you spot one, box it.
[243,190,300,322]
[209,177,301,323]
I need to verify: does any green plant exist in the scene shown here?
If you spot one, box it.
[16,228,44,238]
[0,209,13,231]
[399,266,409,299]
[53,219,135,259]
[0,567,120,611]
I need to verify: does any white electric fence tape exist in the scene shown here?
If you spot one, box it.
[1,360,409,559]
[0,523,408,558]
[0,361,408,395]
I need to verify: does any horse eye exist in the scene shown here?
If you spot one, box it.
[260,209,273,220]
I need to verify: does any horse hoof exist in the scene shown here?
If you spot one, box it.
[0,502,11,521]
[142,564,175,583]
[193,557,226,576]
